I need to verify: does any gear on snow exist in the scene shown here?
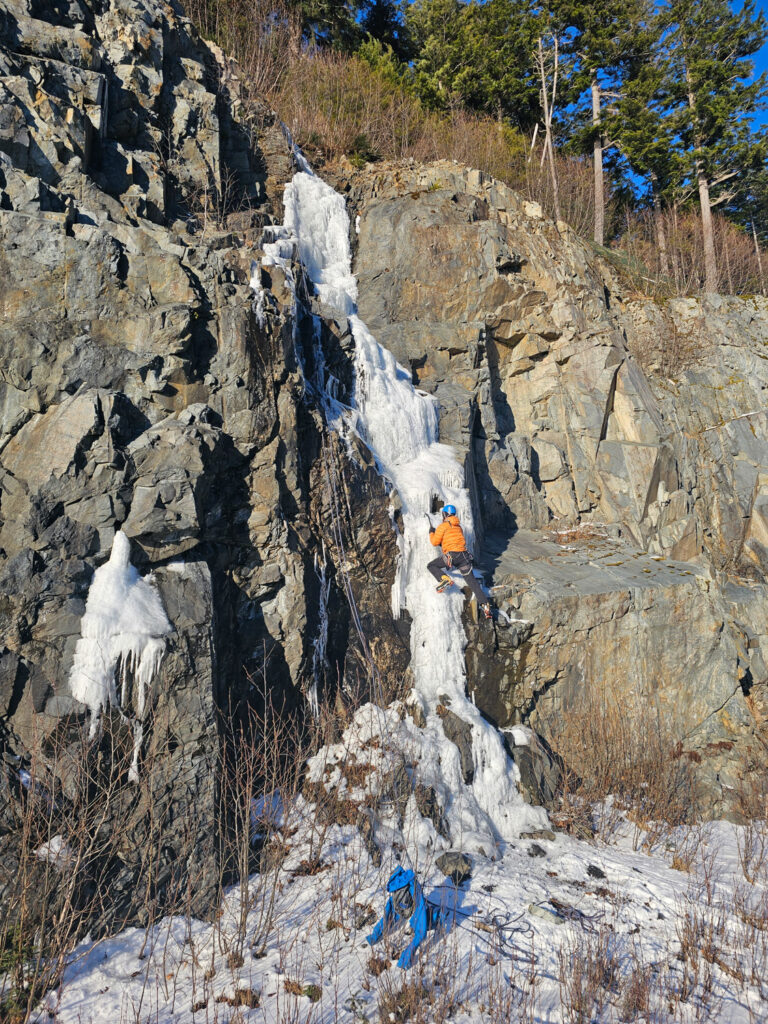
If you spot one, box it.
[365,866,452,969]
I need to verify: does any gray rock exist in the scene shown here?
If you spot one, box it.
[437,707,474,785]
[436,851,472,885]
[413,783,449,840]
[0,649,23,717]
[507,733,562,809]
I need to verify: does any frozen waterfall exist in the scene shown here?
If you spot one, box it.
[69,530,173,781]
[254,170,547,848]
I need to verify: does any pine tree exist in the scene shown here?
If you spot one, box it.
[407,0,467,110]
[359,0,413,61]
[608,7,680,277]
[732,166,768,247]
[665,0,768,293]
[407,0,541,131]
[454,0,541,131]
[554,0,653,246]
[292,0,361,50]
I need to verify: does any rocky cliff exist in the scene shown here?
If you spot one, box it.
[0,0,765,932]
[339,161,768,812]
[0,0,405,929]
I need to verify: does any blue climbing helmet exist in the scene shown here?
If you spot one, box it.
[441,504,457,517]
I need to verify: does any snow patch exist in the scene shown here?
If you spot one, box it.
[35,834,73,870]
[249,259,267,328]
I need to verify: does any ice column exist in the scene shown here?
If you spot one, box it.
[69,531,173,781]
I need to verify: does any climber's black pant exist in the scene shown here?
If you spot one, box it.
[427,551,487,606]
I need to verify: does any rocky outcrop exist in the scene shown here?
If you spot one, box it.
[338,160,768,813]
[0,0,403,928]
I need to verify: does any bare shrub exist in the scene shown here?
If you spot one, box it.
[274,49,435,165]
[375,937,461,1023]
[185,0,301,100]
[616,205,767,298]
[738,817,768,885]
[0,712,202,1022]
[542,684,700,848]
[618,943,657,1022]
[557,924,620,1024]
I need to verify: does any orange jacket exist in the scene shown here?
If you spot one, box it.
[429,515,467,554]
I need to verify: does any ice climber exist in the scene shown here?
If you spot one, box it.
[428,505,492,619]
[366,865,450,969]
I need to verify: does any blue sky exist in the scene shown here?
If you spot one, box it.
[754,1,768,130]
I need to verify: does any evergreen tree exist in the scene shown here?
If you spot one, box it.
[359,0,413,61]
[554,0,654,245]
[292,0,361,50]
[664,0,768,292]
[407,0,470,111]
[607,8,681,276]
[453,0,541,131]
[732,165,768,247]
[407,0,541,131]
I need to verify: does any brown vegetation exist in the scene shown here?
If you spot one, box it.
[543,683,700,849]
[185,0,767,300]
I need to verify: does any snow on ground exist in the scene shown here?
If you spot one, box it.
[33,805,768,1023]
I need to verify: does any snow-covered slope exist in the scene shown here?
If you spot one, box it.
[34,808,767,1024]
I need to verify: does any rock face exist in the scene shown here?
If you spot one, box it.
[338,161,768,814]
[1,0,767,933]
[0,0,404,929]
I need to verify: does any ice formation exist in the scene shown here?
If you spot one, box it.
[69,531,173,780]
[255,170,547,849]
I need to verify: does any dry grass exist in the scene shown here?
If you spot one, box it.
[557,924,620,1024]
[542,684,700,851]
[618,206,767,298]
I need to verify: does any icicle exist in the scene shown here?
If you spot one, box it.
[309,546,330,718]
[69,531,173,779]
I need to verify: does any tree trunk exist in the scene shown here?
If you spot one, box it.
[752,220,765,296]
[696,167,718,292]
[592,77,604,246]
[650,173,670,280]
[537,35,562,226]
[672,203,681,294]
[685,63,717,292]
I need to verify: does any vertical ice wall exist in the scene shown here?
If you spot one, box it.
[254,171,546,848]
[69,531,173,781]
